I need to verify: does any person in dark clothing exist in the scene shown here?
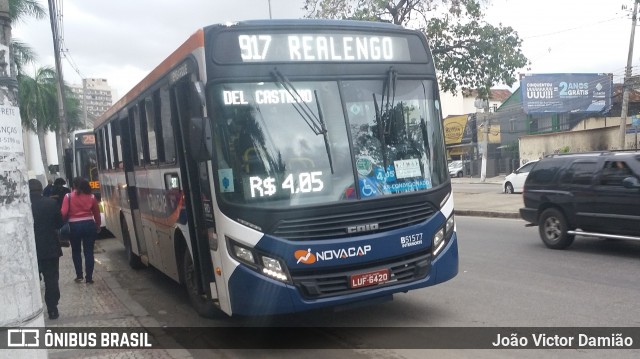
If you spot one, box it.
[43,179,54,197]
[29,179,64,320]
[50,178,71,207]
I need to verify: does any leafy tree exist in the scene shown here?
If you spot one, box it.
[9,0,46,75]
[9,0,45,22]
[17,66,81,179]
[303,0,529,98]
[18,66,58,178]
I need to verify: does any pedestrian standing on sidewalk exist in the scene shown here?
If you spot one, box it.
[29,179,63,320]
[42,179,54,197]
[61,177,101,284]
[50,177,71,207]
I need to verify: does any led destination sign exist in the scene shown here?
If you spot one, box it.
[214,31,417,63]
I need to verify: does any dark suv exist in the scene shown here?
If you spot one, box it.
[519,152,640,249]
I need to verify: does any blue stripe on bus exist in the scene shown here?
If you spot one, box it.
[227,233,458,316]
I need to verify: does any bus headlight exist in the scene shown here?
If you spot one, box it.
[227,237,290,283]
[261,256,288,282]
[232,244,255,264]
[433,228,445,256]
[445,214,455,236]
[433,214,455,257]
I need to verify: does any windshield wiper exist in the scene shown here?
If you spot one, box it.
[271,68,334,174]
[373,67,398,169]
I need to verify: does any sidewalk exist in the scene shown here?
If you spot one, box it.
[451,176,523,219]
[42,245,192,359]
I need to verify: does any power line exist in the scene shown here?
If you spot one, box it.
[523,16,626,40]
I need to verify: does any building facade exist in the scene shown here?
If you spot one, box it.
[68,78,115,128]
[496,83,640,165]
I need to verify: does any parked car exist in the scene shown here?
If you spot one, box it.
[519,152,640,249]
[502,160,538,193]
[448,160,464,177]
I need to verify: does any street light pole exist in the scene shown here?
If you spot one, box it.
[268,0,272,19]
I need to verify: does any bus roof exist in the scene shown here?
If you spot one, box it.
[94,28,205,128]
[208,19,404,30]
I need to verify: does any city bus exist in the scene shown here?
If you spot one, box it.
[93,19,458,317]
[64,129,105,226]
[65,129,100,191]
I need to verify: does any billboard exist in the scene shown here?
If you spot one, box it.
[521,73,612,114]
[444,114,477,145]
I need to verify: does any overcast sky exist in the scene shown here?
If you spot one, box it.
[12,0,638,100]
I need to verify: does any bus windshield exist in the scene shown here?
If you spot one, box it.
[211,79,446,208]
[76,147,99,182]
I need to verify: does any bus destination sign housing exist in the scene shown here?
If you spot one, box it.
[212,30,423,64]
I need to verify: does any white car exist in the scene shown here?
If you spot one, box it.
[502,160,538,194]
[448,160,464,177]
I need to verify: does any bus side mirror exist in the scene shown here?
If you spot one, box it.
[189,116,214,161]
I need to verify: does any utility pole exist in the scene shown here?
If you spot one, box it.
[268,0,273,19]
[618,0,638,150]
[0,1,47,357]
[480,110,490,181]
[48,0,69,179]
[474,95,490,182]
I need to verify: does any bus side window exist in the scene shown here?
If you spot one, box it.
[144,97,158,165]
[129,106,142,167]
[111,119,123,170]
[96,128,105,171]
[159,86,176,164]
[106,123,113,170]
[98,128,109,171]
[134,103,150,167]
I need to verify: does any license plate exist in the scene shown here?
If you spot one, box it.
[350,268,390,289]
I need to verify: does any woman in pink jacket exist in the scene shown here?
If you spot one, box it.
[61,177,101,283]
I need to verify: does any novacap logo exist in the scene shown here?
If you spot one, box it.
[294,248,317,264]
[294,245,372,265]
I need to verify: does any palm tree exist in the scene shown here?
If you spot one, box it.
[9,0,46,75]
[18,66,58,177]
[9,0,45,21]
[18,66,82,179]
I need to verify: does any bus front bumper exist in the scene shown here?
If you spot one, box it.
[226,233,458,316]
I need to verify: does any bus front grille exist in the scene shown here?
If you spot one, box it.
[290,251,431,299]
[272,202,435,240]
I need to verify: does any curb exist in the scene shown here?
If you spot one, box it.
[455,210,521,219]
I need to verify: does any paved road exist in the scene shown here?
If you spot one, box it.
[93,216,640,357]
[451,178,522,218]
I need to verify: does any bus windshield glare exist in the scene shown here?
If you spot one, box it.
[211,79,447,208]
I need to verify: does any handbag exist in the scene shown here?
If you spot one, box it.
[59,194,71,247]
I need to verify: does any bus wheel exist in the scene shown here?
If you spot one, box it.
[122,218,144,269]
[182,249,219,318]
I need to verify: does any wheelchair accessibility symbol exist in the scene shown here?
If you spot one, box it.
[359,179,378,197]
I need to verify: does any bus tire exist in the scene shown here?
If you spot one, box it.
[122,218,144,269]
[182,248,219,318]
[538,208,574,249]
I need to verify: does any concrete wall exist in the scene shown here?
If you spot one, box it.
[569,116,622,131]
[519,126,639,164]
